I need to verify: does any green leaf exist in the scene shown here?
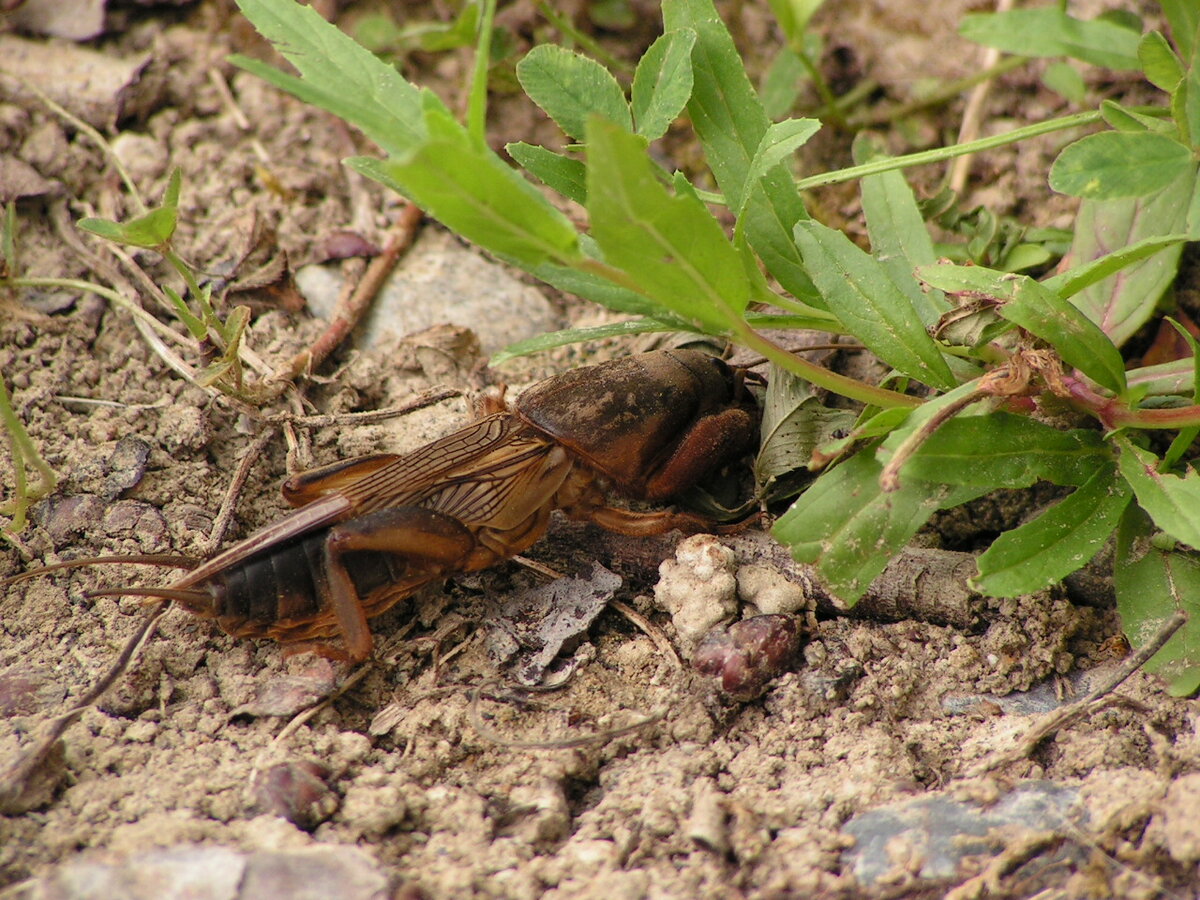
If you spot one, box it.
[492,318,677,364]
[1050,132,1194,200]
[516,44,631,141]
[506,142,587,204]
[528,256,679,320]
[766,0,825,42]
[773,450,984,604]
[761,46,808,120]
[664,0,761,207]
[997,276,1128,395]
[1115,504,1200,696]
[886,412,1111,489]
[77,168,181,249]
[585,118,750,332]
[1099,100,1152,133]
[1139,31,1185,92]
[1115,436,1200,549]
[664,0,817,304]
[1160,0,1198,60]
[973,464,1131,596]
[350,103,581,267]
[1043,234,1190,299]
[1186,25,1200,149]
[1064,166,1193,348]
[1042,62,1087,105]
[232,0,427,156]
[915,262,1009,296]
[959,7,1141,70]
[735,118,820,222]
[856,138,948,326]
[794,220,957,390]
[161,285,207,341]
[631,29,697,140]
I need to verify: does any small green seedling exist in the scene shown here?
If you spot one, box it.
[78,169,252,397]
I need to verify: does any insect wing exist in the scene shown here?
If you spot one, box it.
[411,432,563,525]
[336,414,521,513]
[174,492,354,589]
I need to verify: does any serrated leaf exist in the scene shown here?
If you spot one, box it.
[973,464,1131,596]
[1050,132,1194,200]
[773,450,984,604]
[885,412,1111,489]
[1115,436,1200,549]
[998,276,1128,395]
[959,7,1141,70]
[1115,504,1200,696]
[744,119,820,198]
[350,103,580,267]
[506,142,587,204]
[794,220,957,390]
[233,0,427,156]
[516,44,631,141]
[664,0,817,304]
[585,118,750,332]
[734,118,819,223]
[631,29,696,140]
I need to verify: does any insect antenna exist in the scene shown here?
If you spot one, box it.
[86,586,211,606]
[0,554,199,589]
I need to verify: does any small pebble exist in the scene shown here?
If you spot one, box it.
[252,760,339,831]
[693,615,802,700]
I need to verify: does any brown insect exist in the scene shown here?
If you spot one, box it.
[12,350,759,662]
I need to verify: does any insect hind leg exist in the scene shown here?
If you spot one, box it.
[320,507,479,662]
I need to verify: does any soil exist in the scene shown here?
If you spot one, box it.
[1,1,1198,898]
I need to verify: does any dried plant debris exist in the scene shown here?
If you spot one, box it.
[488,562,621,686]
[0,35,157,128]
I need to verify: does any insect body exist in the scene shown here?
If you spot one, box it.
[36,350,759,661]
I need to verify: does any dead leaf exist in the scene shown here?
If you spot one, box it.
[489,563,621,686]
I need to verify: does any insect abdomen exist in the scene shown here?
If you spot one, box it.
[205,531,402,640]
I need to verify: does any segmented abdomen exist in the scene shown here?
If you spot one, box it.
[202,530,404,641]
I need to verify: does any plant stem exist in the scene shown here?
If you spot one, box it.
[0,372,57,532]
[1063,374,1200,430]
[162,248,226,344]
[732,327,922,409]
[467,0,497,147]
[535,1,632,73]
[794,47,844,129]
[796,110,1107,191]
[8,276,189,347]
